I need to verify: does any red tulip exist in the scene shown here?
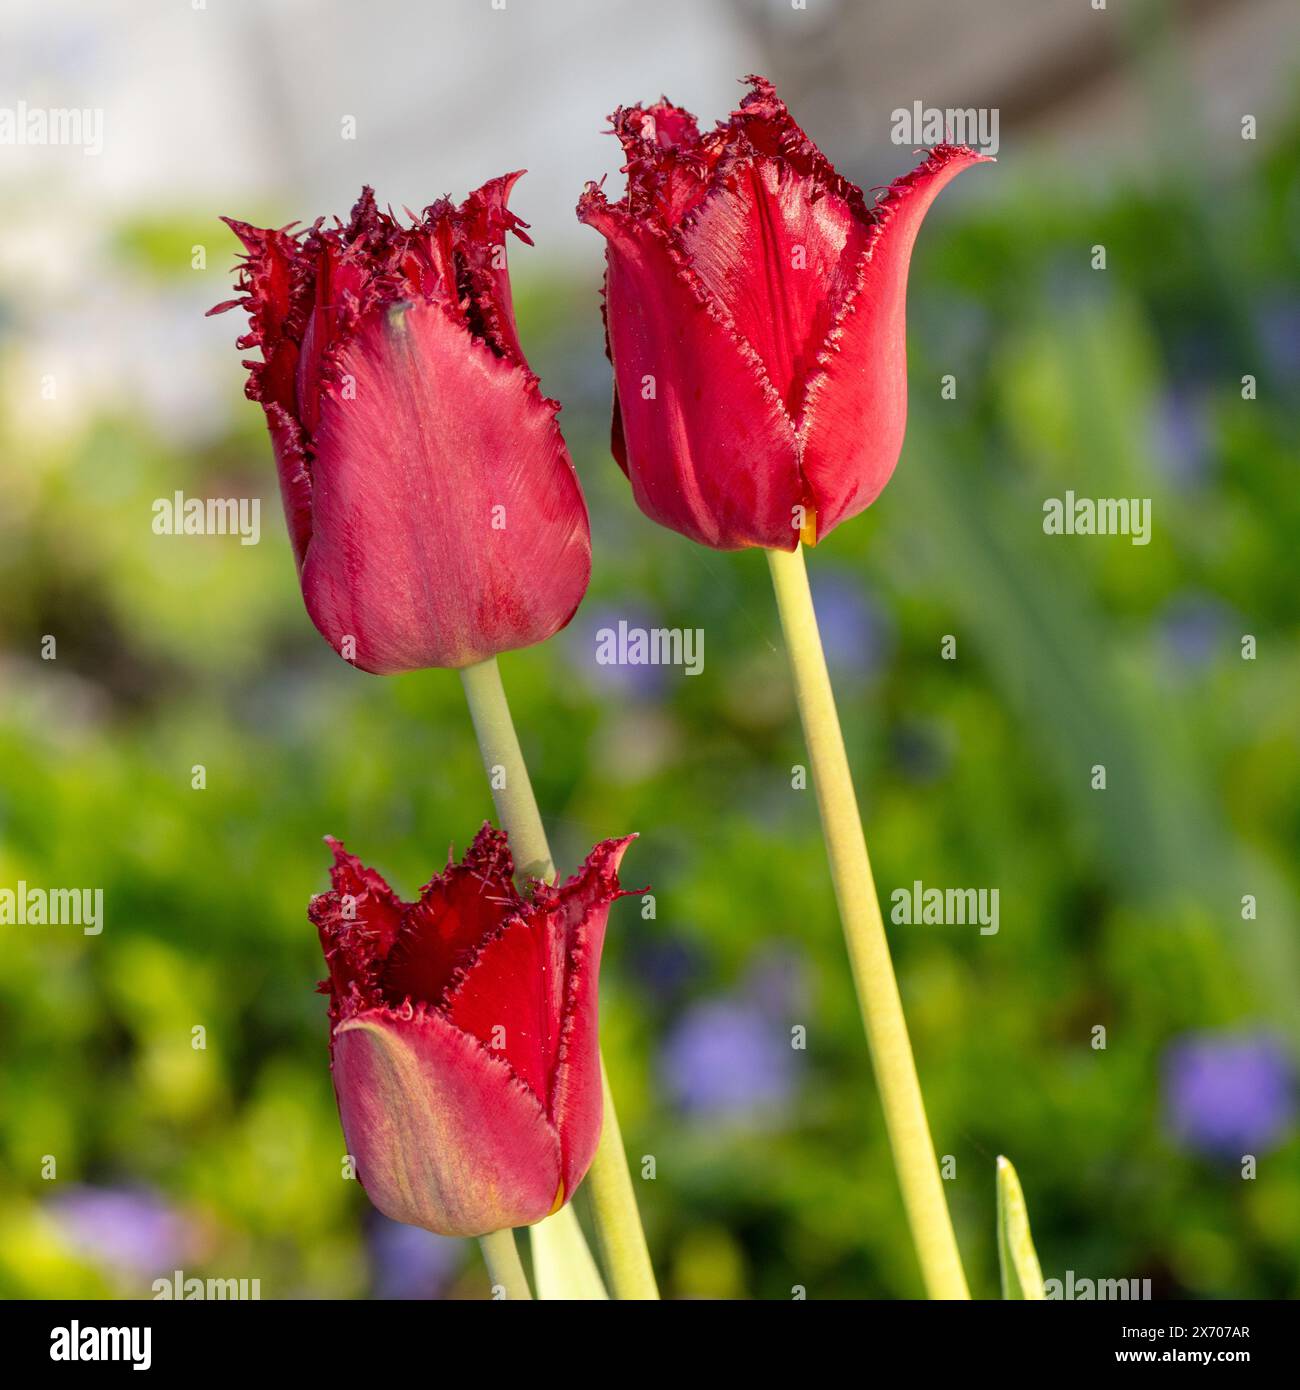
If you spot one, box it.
[210,177,590,674]
[310,824,634,1237]
[578,76,990,550]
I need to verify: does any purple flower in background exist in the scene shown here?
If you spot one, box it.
[48,1185,197,1278]
[1163,1031,1296,1158]
[368,1214,462,1300]
[810,571,890,679]
[660,998,796,1123]
[891,720,950,784]
[1151,386,1211,489]
[744,945,811,1020]
[1253,296,1300,377]
[1158,593,1229,672]
[567,602,669,701]
[629,934,702,1005]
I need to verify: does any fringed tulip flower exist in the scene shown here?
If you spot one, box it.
[578,75,990,550]
[210,177,590,673]
[310,825,634,1238]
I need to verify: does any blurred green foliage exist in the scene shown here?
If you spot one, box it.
[1,86,1297,1301]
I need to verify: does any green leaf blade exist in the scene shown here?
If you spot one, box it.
[996,1155,1046,1300]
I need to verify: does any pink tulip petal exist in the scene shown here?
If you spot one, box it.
[301,298,591,672]
[580,192,802,551]
[334,1006,562,1236]
[443,916,560,1107]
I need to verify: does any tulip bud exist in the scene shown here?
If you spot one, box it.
[578,76,990,550]
[310,825,634,1237]
[211,176,590,673]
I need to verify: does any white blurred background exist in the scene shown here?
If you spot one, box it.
[2,0,1296,454]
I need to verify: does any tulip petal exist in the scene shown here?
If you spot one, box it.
[534,835,636,1193]
[310,836,406,1015]
[452,171,534,364]
[443,916,561,1106]
[580,194,802,551]
[683,158,870,417]
[301,299,591,672]
[798,144,991,540]
[380,824,522,1009]
[210,221,317,563]
[264,403,313,570]
[610,100,719,227]
[212,217,312,420]
[441,836,635,1174]
[678,77,874,419]
[442,835,635,1193]
[334,1006,562,1236]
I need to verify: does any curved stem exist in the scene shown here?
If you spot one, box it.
[478,1228,532,1300]
[459,657,659,1300]
[766,544,969,1300]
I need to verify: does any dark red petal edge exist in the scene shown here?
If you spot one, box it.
[309,835,406,1021]
[719,75,873,223]
[541,836,639,1102]
[209,176,556,445]
[606,75,874,239]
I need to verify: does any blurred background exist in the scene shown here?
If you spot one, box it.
[1,0,1298,1300]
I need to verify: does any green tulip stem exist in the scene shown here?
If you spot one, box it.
[586,1056,659,1298]
[766,543,970,1300]
[459,656,659,1300]
[478,1228,532,1300]
[460,655,555,882]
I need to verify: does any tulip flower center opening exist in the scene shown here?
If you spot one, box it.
[311,826,634,1114]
